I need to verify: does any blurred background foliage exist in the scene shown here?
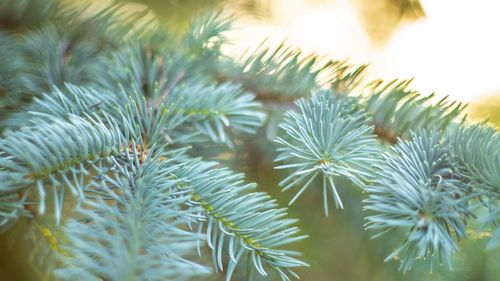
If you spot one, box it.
[136,0,500,125]
[0,0,499,281]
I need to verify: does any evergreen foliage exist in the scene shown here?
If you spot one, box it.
[0,0,498,280]
[364,131,472,272]
[275,92,379,214]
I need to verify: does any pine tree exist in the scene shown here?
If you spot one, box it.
[0,1,498,280]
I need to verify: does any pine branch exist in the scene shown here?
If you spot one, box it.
[95,38,188,99]
[364,131,473,272]
[167,82,266,146]
[447,124,500,198]
[216,41,367,102]
[173,159,308,281]
[0,0,498,278]
[56,148,209,281]
[184,10,232,57]
[20,24,107,95]
[63,1,158,46]
[0,1,159,116]
[0,31,32,124]
[446,124,500,248]
[0,114,127,225]
[364,80,466,143]
[275,91,379,215]
[5,84,120,128]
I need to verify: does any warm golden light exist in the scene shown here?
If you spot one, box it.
[226,0,500,102]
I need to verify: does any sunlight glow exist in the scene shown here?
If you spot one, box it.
[227,0,500,101]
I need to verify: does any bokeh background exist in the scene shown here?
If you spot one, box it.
[139,0,500,123]
[1,0,499,280]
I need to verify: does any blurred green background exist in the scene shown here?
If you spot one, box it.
[1,0,499,280]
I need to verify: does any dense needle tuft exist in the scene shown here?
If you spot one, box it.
[364,131,473,272]
[275,91,379,215]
